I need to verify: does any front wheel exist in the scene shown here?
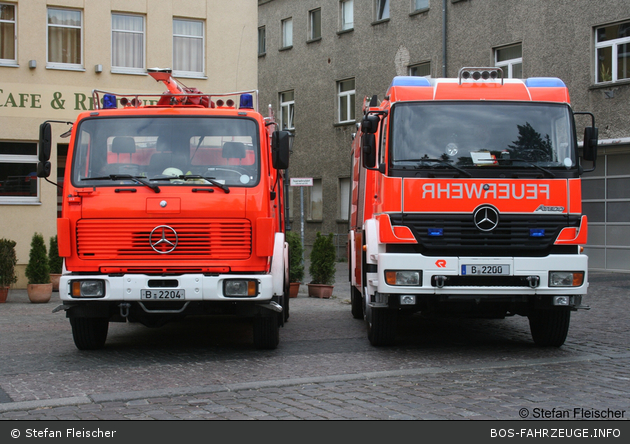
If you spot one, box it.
[351,286,363,319]
[70,317,109,350]
[367,307,397,346]
[253,315,279,350]
[528,309,571,347]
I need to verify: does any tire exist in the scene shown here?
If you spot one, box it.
[367,307,397,346]
[528,309,571,347]
[70,317,109,350]
[253,315,280,350]
[351,286,363,319]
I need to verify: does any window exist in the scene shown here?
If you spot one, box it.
[309,178,323,220]
[258,26,266,55]
[47,8,82,68]
[0,141,39,203]
[409,62,431,77]
[309,8,321,41]
[280,91,295,130]
[595,21,630,83]
[281,18,293,48]
[495,43,522,78]
[413,0,429,12]
[339,177,350,220]
[376,0,390,21]
[340,0,353,31]
[0,3,16,64]
[173,19,204,77]
[338,78,356,123]
[112,14,145,73]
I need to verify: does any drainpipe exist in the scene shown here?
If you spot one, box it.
[442,0,447,77]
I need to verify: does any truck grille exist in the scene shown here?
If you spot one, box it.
[389,213,579,257]
[76,219,251,259]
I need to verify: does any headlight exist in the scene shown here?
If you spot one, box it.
[549,271,584,287]
[70,280,105,297]
[224,279,258,297]
[385,270,421,286]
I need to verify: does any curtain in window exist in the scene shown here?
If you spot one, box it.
[0,5,15,60]
[173,19,203,73]
[48,9,81,65]
[112,15,144,69]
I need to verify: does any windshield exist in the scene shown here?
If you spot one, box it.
[389,102,575,174]
[72,117,260,187]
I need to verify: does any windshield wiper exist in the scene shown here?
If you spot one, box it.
[399,158,472,177]
[82,174,161,193]
[151,174,230,193]
[495,158,556,178]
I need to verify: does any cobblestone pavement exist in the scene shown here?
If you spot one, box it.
[0,265,629,420]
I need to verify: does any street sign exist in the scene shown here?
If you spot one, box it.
[290,177,313,186]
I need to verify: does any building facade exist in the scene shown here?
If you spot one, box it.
[0,0,258,287]
[258,0,630,271]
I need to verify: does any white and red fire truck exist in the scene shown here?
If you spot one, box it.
[349,68,598,347]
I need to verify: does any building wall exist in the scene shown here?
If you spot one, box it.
[0,0,257,287]
[258,0,630,269]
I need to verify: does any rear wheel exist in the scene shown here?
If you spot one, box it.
[528,309,571,347]
[253,315,279,349]
[70,317,109,350]
[351,286,363,319]
[367,307,397,346]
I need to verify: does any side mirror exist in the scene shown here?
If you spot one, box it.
[272,130,290,170]
[361,115,380,134]
[37,161,51,178]
[39,122,52,162]
[362,133,376,168]
[582,126,598,161]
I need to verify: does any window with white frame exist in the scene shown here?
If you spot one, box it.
[280,91,295,130]
[339,177,350,221]
[173,18,204,77]
[281,18,293,48]
[338,78,356,123]
[595,21,630,84]
[47,8,82,68]
[340,0,353,31]
[309,178,323,220]
[258,26,266,55]
[413,0,429,12]
[309,8,321,41]
[376,0,390,21]
[0,141,39,203]
[0,3,16,64]
[495,43,522,78]
[409,62,431,77]
[112,14,145,73]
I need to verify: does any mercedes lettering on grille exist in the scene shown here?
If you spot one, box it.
[473,206,500,232]
[149,225,178,254]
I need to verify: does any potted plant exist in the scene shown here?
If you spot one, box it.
[48,236,63,292]
[0,238,18,303]
[286,231,304,298]
[25,233,52,303]
[307,232,336,299]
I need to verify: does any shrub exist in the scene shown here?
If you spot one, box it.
[286,231,304,283]
[49,236,63,274]
[0,238,18,288]
[25,233,50,285]
[309,232,336,285]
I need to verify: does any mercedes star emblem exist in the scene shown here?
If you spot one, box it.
[149,225,178,254]
[473,206,499,232]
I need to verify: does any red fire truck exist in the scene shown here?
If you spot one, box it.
[349,68,598,347]
[38,69,291,350]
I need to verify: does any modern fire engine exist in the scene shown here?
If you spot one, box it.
[349,68,598,347]
[38,69,291,350]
